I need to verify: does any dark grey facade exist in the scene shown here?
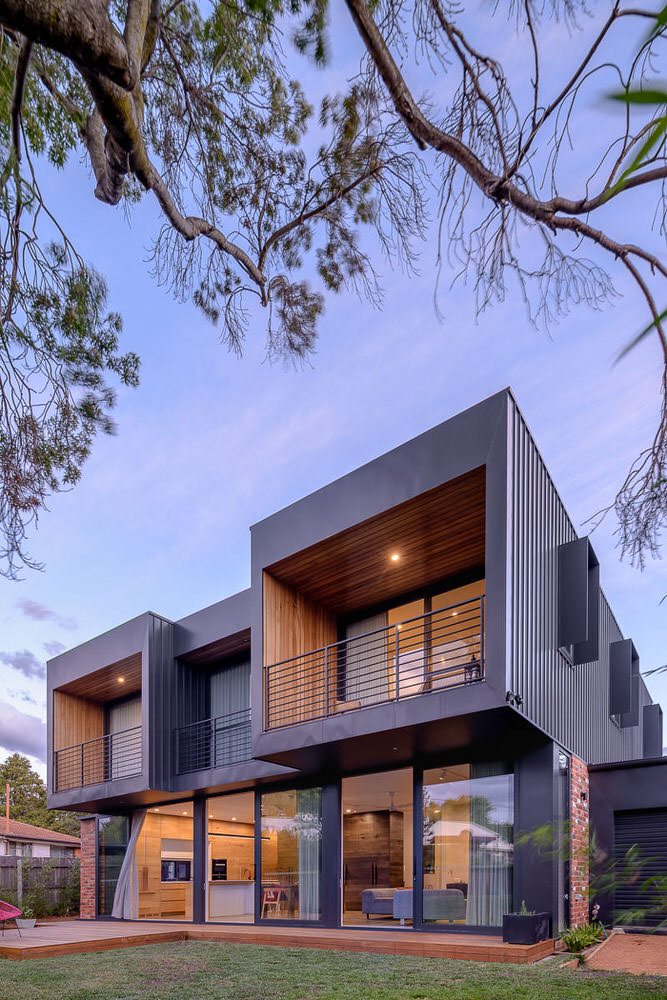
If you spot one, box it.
[46,388,663,932]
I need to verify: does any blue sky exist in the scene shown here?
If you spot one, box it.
[0,2,665,776]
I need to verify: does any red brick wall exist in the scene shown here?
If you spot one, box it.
[79,817,97,919]
[569,755,590,927]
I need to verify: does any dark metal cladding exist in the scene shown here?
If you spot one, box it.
[507,398,647,763]
[609,639,637,717]
[643,703,664,758]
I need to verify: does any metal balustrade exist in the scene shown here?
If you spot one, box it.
[53,726,142,791]
[175,708,252,775]
[264,595,485,731]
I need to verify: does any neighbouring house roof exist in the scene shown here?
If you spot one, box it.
[0,819,80,846]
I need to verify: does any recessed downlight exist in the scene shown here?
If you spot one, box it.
[390,553,400,562]
[117,676,126,683]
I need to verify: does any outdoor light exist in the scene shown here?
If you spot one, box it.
[232,817,237,821]
[390,553,400,562]
[117,676,126,683]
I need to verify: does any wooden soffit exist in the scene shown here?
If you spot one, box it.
[266,465,485,615]
[56,652,142,702]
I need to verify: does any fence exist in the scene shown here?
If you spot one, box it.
[0,856,80,916]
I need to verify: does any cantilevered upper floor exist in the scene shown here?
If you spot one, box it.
[46,389,662,810]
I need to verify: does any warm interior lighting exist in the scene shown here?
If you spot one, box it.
[390,553,400,562]
[231,817,237,822]
[182,811,187,816]
[117,676,126,683]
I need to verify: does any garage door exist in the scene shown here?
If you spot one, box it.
[614,809,667,927]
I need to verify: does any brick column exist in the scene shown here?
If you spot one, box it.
[569,755,590,927]
[79,817,97,919]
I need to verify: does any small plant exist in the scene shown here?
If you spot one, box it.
[519,900,535,915]
[20,907,34,919]
[560,921,604,954]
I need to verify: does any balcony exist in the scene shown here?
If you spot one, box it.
[264,595,485,730]
[175,708,252,775]
[53,726,142,791]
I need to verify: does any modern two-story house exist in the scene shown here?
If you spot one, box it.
[46,389,664,936]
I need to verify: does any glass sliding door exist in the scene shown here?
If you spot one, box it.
[135,803,194,920]
[422,763,513,927]
[341,768,413,927]
[97,815,129,916]
[207,791,255,923]
[260,787,322,921]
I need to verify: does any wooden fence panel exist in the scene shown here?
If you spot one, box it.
[0,856,80,913]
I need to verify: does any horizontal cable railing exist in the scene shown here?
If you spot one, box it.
[175,708,252,775]
[264,595,485,731]
[54,726,142,791]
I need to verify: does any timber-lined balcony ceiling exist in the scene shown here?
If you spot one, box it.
[266,466,485,615]
[55,651,142,701]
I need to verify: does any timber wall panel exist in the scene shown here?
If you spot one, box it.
[263,573,337,728]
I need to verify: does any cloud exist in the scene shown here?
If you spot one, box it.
[16,598,77,631]
[0,649,45,680]
[43,640,66,657]
[0,702,45,761]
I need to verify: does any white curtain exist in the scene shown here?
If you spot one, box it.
[465,766,512,926]
[111,809,147,919]
[296,789,322,920]
[345,613,388,705]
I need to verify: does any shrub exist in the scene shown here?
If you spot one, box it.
[560,922,605,953]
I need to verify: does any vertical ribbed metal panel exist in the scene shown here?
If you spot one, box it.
[507,399,646,764]
[147,613,175,789]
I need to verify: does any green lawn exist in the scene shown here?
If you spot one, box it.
[0,941,664,1000]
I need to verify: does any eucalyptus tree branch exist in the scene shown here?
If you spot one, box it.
[9,34,31,157]
[0,0,135,89]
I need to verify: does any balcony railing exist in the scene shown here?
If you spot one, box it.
[53,726,142,792]
[175,708,252,775]
[264,595,485,731]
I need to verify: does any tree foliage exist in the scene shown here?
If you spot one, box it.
[0,752,81,836]
[0,0,665,577]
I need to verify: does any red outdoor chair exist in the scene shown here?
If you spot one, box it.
[0,899,22,937]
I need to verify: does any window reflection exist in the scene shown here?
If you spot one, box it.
[423,763,513,926]
[260,788,322,921]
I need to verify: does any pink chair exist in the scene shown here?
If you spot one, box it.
[0,899,22,937]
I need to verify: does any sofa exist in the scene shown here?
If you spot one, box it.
[393,888,466,925]
[361,888,397,918]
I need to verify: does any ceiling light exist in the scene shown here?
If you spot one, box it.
[117,676,126,683]
[390,553,400,562]
[345,808,352,814]
[182,811,187,816]
[231,817,237,822]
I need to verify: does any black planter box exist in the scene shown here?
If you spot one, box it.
[502,912,551,944]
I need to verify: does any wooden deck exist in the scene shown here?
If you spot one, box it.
[0,919,555,964]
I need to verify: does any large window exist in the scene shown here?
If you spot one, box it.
[97,815,129,916]
[260,788,322,921]
[207,791,255,923]
[342,580,485,706]
[422,763,513,927]
[341,768,413,927]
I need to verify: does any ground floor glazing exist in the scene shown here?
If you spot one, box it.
[95,754,544,933]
